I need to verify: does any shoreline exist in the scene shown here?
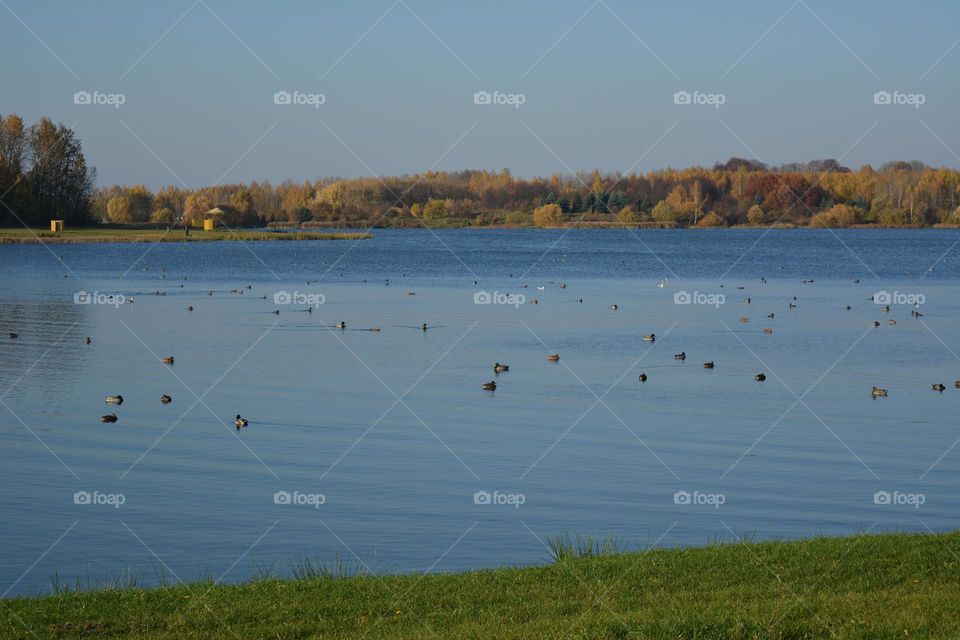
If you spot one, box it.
[0,228,373,244]
[4,530,959,638]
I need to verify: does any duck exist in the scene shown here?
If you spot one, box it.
[610,304,618,310]
[788,303,797,309]
[739,317,750,323]
[703,361,715,369]
[335,321,346,329]
[755,373,766,381]
[546,354,560,362]
[932,383,946,392]
[955,380,960,389]
[638,373,647,382]
[674,352,686,361]
[873,321,881,327]
[482,381,497,391]
[493,363,509,373]
[762,328,774,334]
[421,323,429,331]
[767,313,775,319]
[101,413,118,423]
[368,326,381,332]
[82,337,92,344]
[271,309,280,315]
[9,333,18,339]
[161,356,175,365]
[642,334,655,342]
[104,395,124,405]
[887,319,897,326]
[235,414,248,430]
[187,305,193,311]
[160,394,172,404]
[871,386,888,397]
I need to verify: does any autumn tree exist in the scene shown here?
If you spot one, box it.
[532,203,563,227]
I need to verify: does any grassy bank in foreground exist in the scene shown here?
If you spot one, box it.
[4,531,960,639]
[0,227,372,243]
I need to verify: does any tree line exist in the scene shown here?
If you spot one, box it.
[94,159,960,229]
[0,114,95,226]
[3,114,960,229]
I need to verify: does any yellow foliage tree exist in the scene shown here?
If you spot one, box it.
[532,203,563,227]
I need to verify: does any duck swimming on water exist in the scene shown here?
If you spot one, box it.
[235,415,248,430]
[105,395,123,405]
[101,413,118,423]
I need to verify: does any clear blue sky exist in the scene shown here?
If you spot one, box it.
[3,0,958,188]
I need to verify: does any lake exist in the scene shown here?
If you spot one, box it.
[1,228,958,595]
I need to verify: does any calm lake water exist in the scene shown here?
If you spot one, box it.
[1,228,959,595]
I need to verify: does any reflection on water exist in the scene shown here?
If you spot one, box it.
[0,229,958,596]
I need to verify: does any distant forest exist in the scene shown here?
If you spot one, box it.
[3,113,960,229]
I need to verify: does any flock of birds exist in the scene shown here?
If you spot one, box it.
[8,269,957,427]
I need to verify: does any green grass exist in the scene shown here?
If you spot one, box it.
[4,531,960,639]
[0,227,372,243]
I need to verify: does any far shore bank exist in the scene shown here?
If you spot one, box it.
[0,228,373,244]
